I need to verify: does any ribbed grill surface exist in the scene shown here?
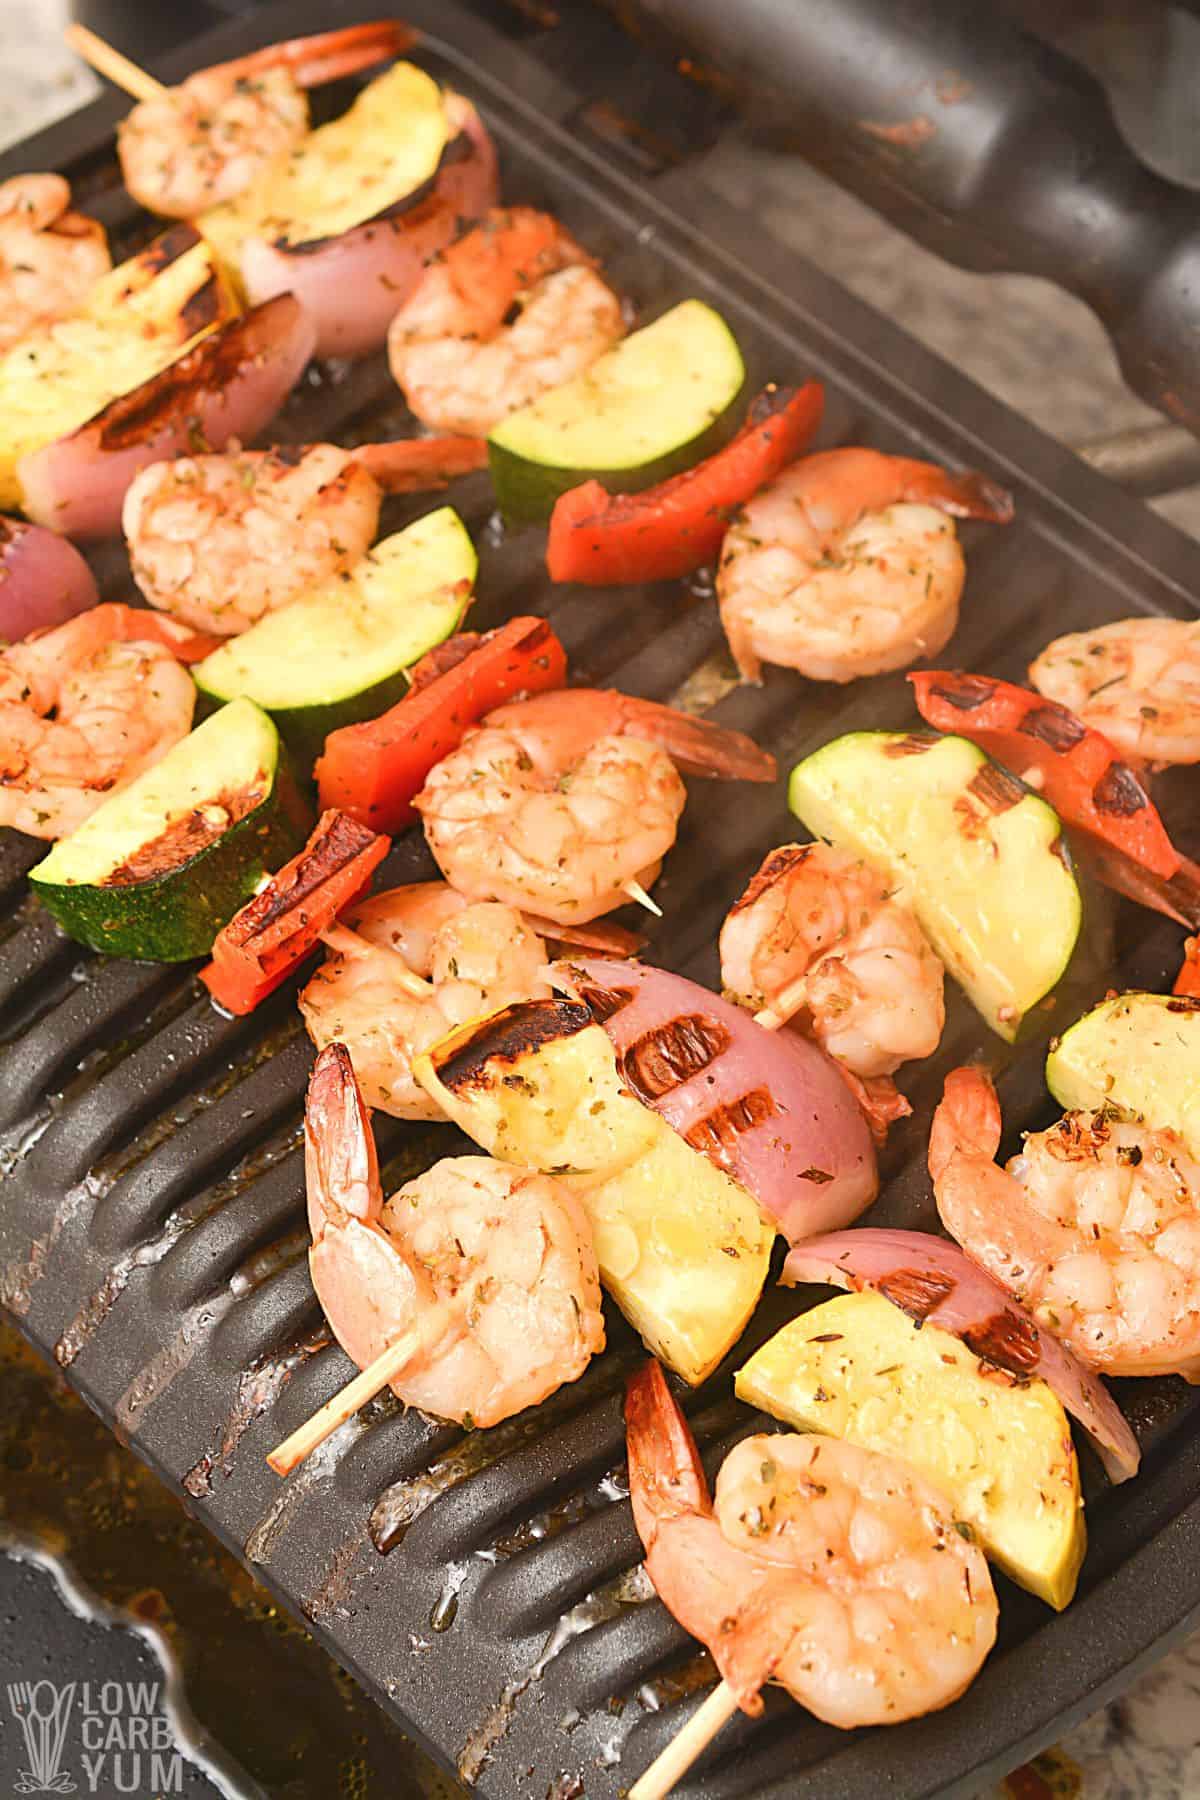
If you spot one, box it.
[3,3,1200,1796]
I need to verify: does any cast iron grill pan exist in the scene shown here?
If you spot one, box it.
[2,3,1200,1794]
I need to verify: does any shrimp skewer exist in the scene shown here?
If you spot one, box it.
[717,448,1013,684]
[0,174,110,355]
[1029,618,1200,767]
[0,605,208,839]
[270,1042,605,1470]
[931,1065,1200,1378]
[122,436,487,635]
[623,1361,996,1796]
[387,207,626,436]
[74,21,416,218]
[720,842,945,1141]
[414,687,776,925]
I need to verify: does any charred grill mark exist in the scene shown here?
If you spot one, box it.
[930,674,995,711]
[883,733,939,757]
[1017,702,1086,753]
[407,632,484,693]
[748,384,797,425]
[137,223,200,274]
[728,843,813,914]
[102,785,266,886]
[876,1267,955,1322]
[240,814,379,939]
[279,133,472,253]
[962,1310,1040,1375]
[1093,762,1153,818]
[96,310,257,450]
[577,983,635,1024]
[967,763,1026,814]
[180,272,223,337]
[435,998,591,1092]
[618,1015,730,1102]
[1167,997,1200,1014]
[683,1088,777,1165]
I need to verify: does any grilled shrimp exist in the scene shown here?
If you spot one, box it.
[305,1042,605,1428]
[0,174,110,355]
[116,22,412,218]
[626,1361,997,1729]
[386,207,625,436]
[300,884,553,1119]
[721,843,945,1074]
[931,1065,1200,1378]
[414,687,776,925]
[0,604,203,839]
[122,437,486,634]
[1029,618,1200,767]
[717,449,1014,684]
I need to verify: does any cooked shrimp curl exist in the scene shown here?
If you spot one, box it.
[626,1361,997,1729]
[116,21,413,218]
[717,449,1014,684]
[387,207,625,436]
[305,1042,605,1428]
[122,437,486,635]
[931,1065,1200,1379]
[0,174,111,355]
[414,688,775,925]
[0,605,202,839]
[1030,617,1200,767]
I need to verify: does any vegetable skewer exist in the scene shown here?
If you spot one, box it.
[64,23,165,101]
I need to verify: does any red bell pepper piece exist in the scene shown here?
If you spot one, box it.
[1176,939,1200,997]
[545,380,825,586]
[201,809,389,1015]
[315,615,568,833]
[910,670,1182,880]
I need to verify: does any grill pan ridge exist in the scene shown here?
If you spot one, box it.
[2,3,1200,1795]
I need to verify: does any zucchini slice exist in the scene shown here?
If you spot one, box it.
[1047,990,1200,1157]
[789,731,1081,1039]
[193,507,475,766]
[736,1290,1086,1610]
[488,299,745,522]
[199,61,450,271]
[30,699,306,961]
[415,999,773,1386]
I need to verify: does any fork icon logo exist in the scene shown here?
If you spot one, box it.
[5,1684,77,1795]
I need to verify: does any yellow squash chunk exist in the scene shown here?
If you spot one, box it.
[416,1001,773,1385]
[200,61,449,272]
[0,226,235,508]
[736,1289,1085,1609]
[1047,990,1200,1159]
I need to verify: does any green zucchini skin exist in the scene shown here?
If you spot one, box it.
[788,730,1083,1042]
[487,299,747,524]
[30,702,309,962]
[193,508,475,768]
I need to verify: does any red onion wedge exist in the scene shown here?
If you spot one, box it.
[0,517,97,640]
[553,957,878,1242]
[782,1227,1140,1483]
[241,95,499,360]
[19,294,316,540]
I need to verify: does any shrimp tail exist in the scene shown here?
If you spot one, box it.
[355,436,488,494]
[305,1042,382,1234]
[929,1064,1002,1181]
[614,697,777,783]
[221,20,417,89]
[625,1361,713,1538]
[835,1065,912,1147]
[923,467,1015,525]
[1176,936,1200,998]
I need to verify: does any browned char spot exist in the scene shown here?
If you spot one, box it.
[435,998,592,1093]
[1017,702,1086,753]
[684,1088,777,1166]
[883,733,939,757]
[240,812,378,940]
[619,1015,730,1102]
[577,982,635,1024]
[967,763,1026,814]
[180,272,224,337]
[929,674,996,711]
[728,843,815,915]
[137,223,200,274]
[962,1309,1040,1375]
[102,784,265,886]
[96,309,256,451]
[1092,762,1152,818]
[876,1267,955,1323]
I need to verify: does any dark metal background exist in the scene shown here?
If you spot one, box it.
[4,2,1200,1794]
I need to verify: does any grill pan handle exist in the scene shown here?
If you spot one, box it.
[622,0,1200,437]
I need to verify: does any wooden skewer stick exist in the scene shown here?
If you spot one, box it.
[628,1682,742,1800]
[622,879,663,918]
[64,23,169,103]
[318,923,434,1000]
[752,972,808,1032]
[267,1326,421,1476]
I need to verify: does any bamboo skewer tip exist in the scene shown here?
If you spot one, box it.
[266,1326,421,1477]
[64,23,168,103]
[627,1681,742,1800]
